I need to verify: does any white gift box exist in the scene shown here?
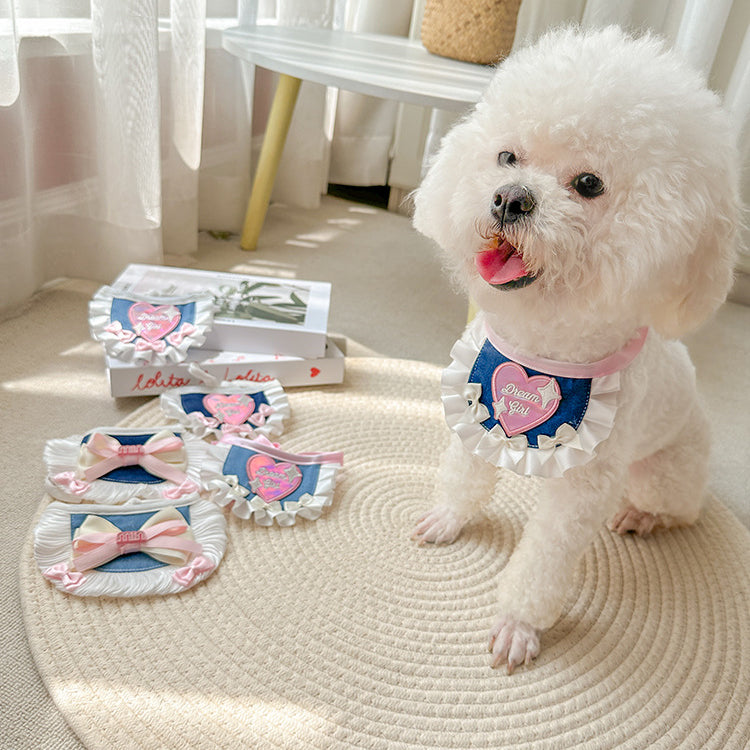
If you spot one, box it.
[107,338,346,397]
[110,264,331,359]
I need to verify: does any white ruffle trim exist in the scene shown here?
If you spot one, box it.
[442,319,620,479]
[44,426,207,504]
[201,438,343,527]
[159,380,290,440]
[89,286,215,365]
[34,498,226,597]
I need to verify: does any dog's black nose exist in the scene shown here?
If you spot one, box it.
[491,185,536,226]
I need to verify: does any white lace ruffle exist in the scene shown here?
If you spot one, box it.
[442,319,620,479]
[89,286,215,365]
[159,380,290,440]
[201,437,343,526]
[43,426,207,505]
[34,498,226,597]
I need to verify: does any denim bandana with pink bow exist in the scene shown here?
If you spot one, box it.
[442,317,648,478]
[89,286,215,365]
[44,427,207,505]
[34,499,226,597]
[202,435,344,527]
[160,380,290,441]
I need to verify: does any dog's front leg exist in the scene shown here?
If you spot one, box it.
[412,432,497,545]
[490,465,624,673]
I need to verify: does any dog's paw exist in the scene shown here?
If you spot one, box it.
[411,505,466,545]
[608,506,660,536]
[488,617,540,674]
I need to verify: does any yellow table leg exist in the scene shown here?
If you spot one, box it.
[240,73,302,250]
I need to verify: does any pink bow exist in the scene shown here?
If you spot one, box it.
[195,413,221,429]
[219,423,254,437]
[248,403,275,427]
[43,563,86,591]
[82,432,188,485]
[72,519,202,572]
[104,321,137,343]
[135,338,167,353]
[161,478,200,500]
[166,323,198,347]
[172,555,215,587]
[52,471,91,496]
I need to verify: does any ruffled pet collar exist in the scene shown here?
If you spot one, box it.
[441,319,648,478]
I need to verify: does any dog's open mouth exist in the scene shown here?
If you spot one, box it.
[475,237,538,289]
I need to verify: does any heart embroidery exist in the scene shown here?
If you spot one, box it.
[310,367,320,378]
[246,454,302,504]
[491,362,562,436]
[128,303,181,342]
[203,393,255,425]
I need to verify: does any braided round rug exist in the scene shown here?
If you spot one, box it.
[21,358,750,749]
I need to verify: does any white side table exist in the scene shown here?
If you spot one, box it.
[222,24,494,249]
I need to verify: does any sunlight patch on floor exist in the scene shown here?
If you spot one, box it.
[327,217,362,228]
[228,261,297,279]
[58,340,104,358]
[2,370,106,395]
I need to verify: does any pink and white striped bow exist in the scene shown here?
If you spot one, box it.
[81,431,189,486]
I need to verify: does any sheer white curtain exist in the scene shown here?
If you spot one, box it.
[0,0,209,316]
[0,0,414,317]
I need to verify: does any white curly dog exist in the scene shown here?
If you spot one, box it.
[412,26,740,673]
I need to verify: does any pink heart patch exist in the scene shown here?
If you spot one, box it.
[491,362,561,437]
[246,454,302,504]
[128,302,181,342]
[203,393,255,425]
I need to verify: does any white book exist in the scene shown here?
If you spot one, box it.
[111,264,331,359]
[107,338,346,397]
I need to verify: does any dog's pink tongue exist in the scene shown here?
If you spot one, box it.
[476,242,530,285]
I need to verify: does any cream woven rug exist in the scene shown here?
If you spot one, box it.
[21,358,750,749]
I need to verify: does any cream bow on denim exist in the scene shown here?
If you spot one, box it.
[71,506,202,572]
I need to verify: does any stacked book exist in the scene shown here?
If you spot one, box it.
[102,264,345,397]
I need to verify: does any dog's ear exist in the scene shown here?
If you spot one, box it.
[649,171,740,339]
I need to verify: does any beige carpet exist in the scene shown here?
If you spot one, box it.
[4,195,750,748]
[20,358,750,749]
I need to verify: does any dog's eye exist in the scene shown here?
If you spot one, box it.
[571,173,605,198]
[497,151,517,167]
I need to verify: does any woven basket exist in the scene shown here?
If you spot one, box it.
[421,0,522,65]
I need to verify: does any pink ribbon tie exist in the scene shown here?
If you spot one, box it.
[162,479,200,500]
[43,563,86,591]
[135,338,167,353]
[52,471,91,496]
[104,321,136,343]
[166,323,198,346]
[72,518,203,572]
[195,413,221,429]
[248,404,275,427]
[173,555,214,587]
[83,432,189,486]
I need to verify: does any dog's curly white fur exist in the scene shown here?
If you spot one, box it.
[412,26,740,673]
